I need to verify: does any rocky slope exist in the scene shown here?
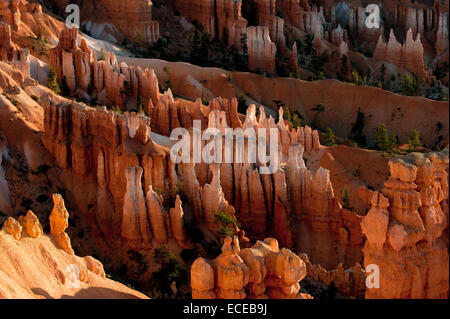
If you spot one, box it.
[0,194,148,299]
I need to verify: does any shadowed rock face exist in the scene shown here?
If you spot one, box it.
[47,0,159,46]
[334,2,350,28]
[95,0,160,46]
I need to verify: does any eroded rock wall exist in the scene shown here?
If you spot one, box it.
[374,28,427,78]
[191,236,311,299]
[361,151,449,299]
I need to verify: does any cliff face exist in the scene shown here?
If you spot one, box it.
[248,0,286,51]
[279,3,325,35]
[1,0,64,48]
[174,0,216,37]
[0,0,21,31]
[174,0,278,74]
[435,12,449,56]
[97,0,159,46]
[277,0,446,75]
[361,151,449,299]
[348,6,384,53]
[191,237,311,299]
[45,28,373,276]
[246,26,277,75]
[378,0,448,39]
[0,22,30,76]
[216,0,248,49]
[54,0,160,46]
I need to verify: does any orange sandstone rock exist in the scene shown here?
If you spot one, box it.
[122,166,152,248]
[49,194,74,255]
[50,26,160,110]
[2,217,22,240]
[374,29,427,78]
[146,185,168,245]
[247,26,277,75]
[435,12,449,56]
[18,210,43,238]
[362,151,449,299]
[191,237,309,299]
[191,257,216,299]
[216,0,248,50]
[174,0,215,37]
[170,195,187,248]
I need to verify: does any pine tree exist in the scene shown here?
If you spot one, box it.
[341,186,351,210]
[190,31,201,64]
[350,108,366,147]
[237,32,248,70]
[240,33,248,56]
[137,95,144,114]
[61,76,70,96]
[323,127,336,146]
[374,123,389,151]
[388,133,398,152]
[222,27,228,46]
[381,63,386,76]
[399,73,424,96]
[47,66,60,95]
[283,106,292,122]
[349,69,360,85]
[338,55,348,80]
[291,112,302,129]
[408,130,421,151]
[112,105,122,114]
[200,33,211,62]
[289,65,301,80]
[163,67,173,91]
[237,92,247,114]
[311,103,325,129]
[99,48,106,61]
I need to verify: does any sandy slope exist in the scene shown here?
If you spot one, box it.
[0,230,148,299]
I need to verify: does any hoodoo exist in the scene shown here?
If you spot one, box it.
[0,0,448,302]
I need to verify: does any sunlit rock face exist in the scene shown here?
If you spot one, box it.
[374,29,427,78]
[362,151,449,299]
[0,195,147,299]
[191,237,311,299]
[50,26,160,110]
